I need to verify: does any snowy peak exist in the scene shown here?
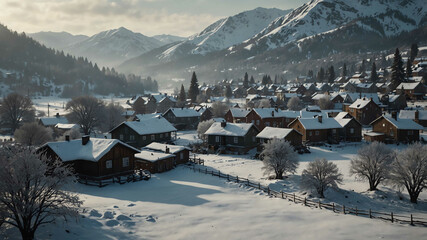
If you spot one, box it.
[158,7,291,59]
[246,0,427,50]
[65,27,164,67]
[152,34,186,44]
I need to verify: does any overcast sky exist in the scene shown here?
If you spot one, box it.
[1,0,308,37]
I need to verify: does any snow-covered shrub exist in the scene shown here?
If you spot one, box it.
[301,158,342,198]
[388,143,427,203]
[197,119,214,141]
[350,142,394,191]
[261,138,299,179]
[287,96,302,111]
[14,122,53,146]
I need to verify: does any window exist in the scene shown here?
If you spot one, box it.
[253,136,256,142]
[286,118,290,123]
[119,134,124,141]
[106,160,112,169]
[160,134,163,138]
[165,132,169,137]
[315,131,320,136]
[309,131,313,136]
[122,157,129,167]
[251,120,255,124]
[332,129,336,134]
[350,128,354,134]
[408,130,413,135]
[256,120,260,125]
[151,135,155,140]
[390,130,394,136]
[266,122,270,127]
[180,152,184,160]
[143,136,147,141]
[383,124,385,127]
[130,135,135,141]
[234,137,238,144]
[215,136,220,142]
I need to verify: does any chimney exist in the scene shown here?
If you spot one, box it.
[56,113,60,118]
[82,135,90,145]
[415,110,419,122]
[391,111,397,120]
[318,115,323,123]
[271,111,275,117]
[221,121,227,128]
[165,146,170,154]
[65,135,70,142]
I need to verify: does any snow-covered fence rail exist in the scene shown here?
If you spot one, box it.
[189,157,205,165]
[188,164,427,227]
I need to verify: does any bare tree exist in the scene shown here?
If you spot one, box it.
[66,96,106,135]
[100,102,125,132]
[301,158,343,198]
[0,93,35,133]
[350,142,394,191]
[211,101,229,118]
[14,122,53,146]
[197,119,214,141]
[389,143,427,203]
[261,139,299,179]
[0,147,82,240]
[287,96,302,111]
[317,96,334,110]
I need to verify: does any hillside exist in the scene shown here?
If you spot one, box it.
[28,31,89,50]
[0,24,158,97]
[152,34,186,44]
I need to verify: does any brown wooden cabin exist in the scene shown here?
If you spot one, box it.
[334,112,362,142]
[288,116,341,144]
[38,136,140,181]
[347,97,382,125]
[224,108,249,123]
[369,113,423,143]
[256,127,302,152]
[396,82,425,100]
[246,108,286,131]
[135,150,176,173]
[144,142,190,165]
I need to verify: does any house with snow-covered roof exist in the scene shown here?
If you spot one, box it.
[225,108,250,123]
[399,110,427,127]
[109,117,177,148]
[395,82,425,100]
[346,97,382,125]
[288,115,341,144]
[256,127,302,148]
[163,108,200,130]
[204,122,259,153]
[368,113,423,143]
[38,136,140,183]
[144,142,191,165]
[246,108,288,130]
[334,112,362,142]
[135,150,176,173]
[39,113,69,127]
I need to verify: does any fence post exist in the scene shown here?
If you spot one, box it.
[332,203,334,212]
[218,170,221,178]
[258,183,261,189]
[318,201,321,209]
[211,170,213,176]
[343,205,346,214]
[293,193,296,203]
[410,214,413,225]
[227,174,230,181]
[391,212,393,223]
[355,206,358,216]
[267,187,270,195]
[237,176,239,183]
[247,179,249,186]
[281,191,284,199]
[205,168,207,174]
[304,198,307,206]
[369,209,372,218]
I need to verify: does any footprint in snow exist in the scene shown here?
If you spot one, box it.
[105,220,120,227]
[89,209,102,218]
[103,211,116,219]
[127,203,136,207]
[145,215,156,222]
[117,215,132,221]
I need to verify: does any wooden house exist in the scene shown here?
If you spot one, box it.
[144,142,190,165]
[198,107,213,122]
[246,108,287,130]
[224,108,250,123]
[135,150,176,173]
[347,97,382,125]
[109,117,177,149]
[163,108,200,130]
[256,127,303,150]
[205,122,259,154]
[288,116,341,144]
[399,110,427,127]
[368,113,423,143]
[38,136,140,181]
[396,82,425,100]
[334,112,362,142]
[127,96,146,114]
[39,113,69,127]
[381,94,407,111]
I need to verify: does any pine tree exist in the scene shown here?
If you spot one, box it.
[317,67,325,83]
[179,84,186,102]
[327,66,335,83]
[243,72,249,88]
[391,48,405,89]
[342,63,347,77]
[359,59,366,73]
[188,72,199,102]
[261,75,269,85]
[406,59,412,80]
[410,43,418,62]
[370,62,379,83]
[225,85,232,98]
[250,75,255,84]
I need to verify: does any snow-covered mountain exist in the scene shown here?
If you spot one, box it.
[157,7,291,61]
[152,34,186,44]
[240,0,427,51]
[28,31,89,50]
[65,27,164,67]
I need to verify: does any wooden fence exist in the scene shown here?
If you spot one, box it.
[189,156,205,165]
[188,164,427,227]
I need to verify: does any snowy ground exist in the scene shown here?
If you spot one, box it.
[2,166,426,240]
[175,130,202,146]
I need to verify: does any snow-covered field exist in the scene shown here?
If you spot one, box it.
[2,166,426,240]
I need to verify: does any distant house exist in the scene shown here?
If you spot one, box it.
[347,97,382,125]
[256,127,303,148]
[380,94,407,111]
[288,116,341,144]
[38,136,140,181]
[246,108,287,130]
[127,96,146,114]
[145,94,177,113]
[356,83,377,93]
[224,108,250,123]
[396,82,425,100]
[163,108,200,130]
[399,110,427,127]
[135,150,176,173]
[54,123,80,136]
[144,142,190,165]
[198,107,213,122]
[109,117,177,149]
[334,112,362,142]
[205,122,259,154]
[39,113,68,127]
[368,113,423,143]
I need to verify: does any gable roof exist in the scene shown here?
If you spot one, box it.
[399,110,427,120]
[253,108,287,118]
[42,138,139,162]
[135,150,175,162]
[205,122,256,137]
[229,108,250,118]
[110,117,177,135]
[165,108,200,117]
[291,117,342,130]
[371,115,423,130]
[144,142,190,154]
[257,127,301,139]
[396,82,422,90]
[39,116,69,126]
[349,98,377,109]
